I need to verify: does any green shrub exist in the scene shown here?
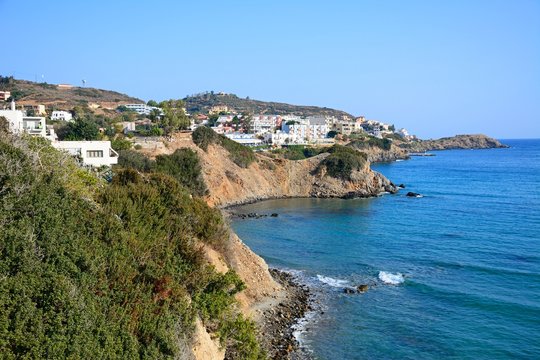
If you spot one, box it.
[117,149,156,172]
[320,145,368,180]
[192,127,256,168]
[350,136,392,151]
[192,125,219,151]
[155,148,207,196]
[111,137,132,151]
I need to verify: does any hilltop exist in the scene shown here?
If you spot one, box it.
[0,76,142,110]
[184,92,355,119]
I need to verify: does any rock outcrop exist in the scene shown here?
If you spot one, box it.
[400,134,507,152]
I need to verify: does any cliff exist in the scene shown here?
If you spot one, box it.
[400,134,507,152]
[141,133,398,208]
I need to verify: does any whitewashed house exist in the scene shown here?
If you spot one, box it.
[51,110,73,122]
[0,101,56,141]
[52,141,118,167]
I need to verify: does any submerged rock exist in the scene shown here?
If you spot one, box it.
[398,184,406,189]
[270,213,279,217]
[343,288,355,294]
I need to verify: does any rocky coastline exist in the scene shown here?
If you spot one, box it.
[258,270,312,360]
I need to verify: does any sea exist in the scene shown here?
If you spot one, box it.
[231,139,540,359]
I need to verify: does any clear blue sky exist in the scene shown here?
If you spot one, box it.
[1,0,539,138]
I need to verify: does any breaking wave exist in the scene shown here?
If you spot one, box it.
[378,271,405,285]
[316,274,349,288]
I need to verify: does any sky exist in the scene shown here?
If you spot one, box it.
[1,0,539,138]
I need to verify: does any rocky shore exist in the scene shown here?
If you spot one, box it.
[258,269,312,360]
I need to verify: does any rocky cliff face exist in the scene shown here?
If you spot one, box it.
[146,133,399,208]
[400,134,507,152]
[352,144,410,163]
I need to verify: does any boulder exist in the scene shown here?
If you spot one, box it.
[406,192,422,197]
[357,284,369,293]
[343,288,355,294]
[270,213,279,217]
[398,184,405,189]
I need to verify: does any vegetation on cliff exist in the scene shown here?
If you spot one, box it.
[0,132,263,359]
[349,136,392,151]
[193,126,256,168]
[319,145,368,180]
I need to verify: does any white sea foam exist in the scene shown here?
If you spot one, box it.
[378,271,405,285]
[316,274,349,288]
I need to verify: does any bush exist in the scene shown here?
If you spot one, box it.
[350,136,392,151]
[192,127,256,168]
[155,148,207,196]
[271,145,325,161]
[117,149,156,172]
[320,145,368,180]
[111,137,132,151]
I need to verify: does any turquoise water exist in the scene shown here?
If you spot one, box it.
[231,139,540,359]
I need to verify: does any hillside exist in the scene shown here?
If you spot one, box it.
[0,76,142,110]
[184,92,354,119]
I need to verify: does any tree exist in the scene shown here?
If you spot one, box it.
[147,100,158,107]
[327,130,338,138]
[159,99,190,131]
[58,117,100,141]
[240,113,253,134]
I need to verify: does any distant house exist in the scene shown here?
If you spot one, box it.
[0,91,11,101]
[52,141,118,167]
[124,103,164,116]
[120,121,136,134]
[209,105,229,114]
[0,101,56,141]
[51,110,73,122]
[57,84,74,89]
[20,104,46,115]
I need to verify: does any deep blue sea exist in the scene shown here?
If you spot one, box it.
[231,139,540,359]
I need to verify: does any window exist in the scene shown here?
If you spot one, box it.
[87,150,103,158]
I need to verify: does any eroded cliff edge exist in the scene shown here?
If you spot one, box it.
[142,133,398,208]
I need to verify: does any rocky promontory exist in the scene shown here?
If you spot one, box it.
[400,134,507,152]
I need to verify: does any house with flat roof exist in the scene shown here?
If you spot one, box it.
[0,101,56,141]
[51,110,73,122]
[52,141,118,167]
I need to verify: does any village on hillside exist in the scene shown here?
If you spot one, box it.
[0,80,416,170]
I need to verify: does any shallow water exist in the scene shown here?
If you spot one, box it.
[232,139,540,359]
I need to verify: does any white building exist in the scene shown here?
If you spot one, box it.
[251,115,282,135]
[0,91,10,101]
[224,133,263,147]
[124,103,163,116]
[51,110,73,122]
[0,101,56,141]
[52,141,118,167]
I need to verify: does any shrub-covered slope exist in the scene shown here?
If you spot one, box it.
[0,132,263,359]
